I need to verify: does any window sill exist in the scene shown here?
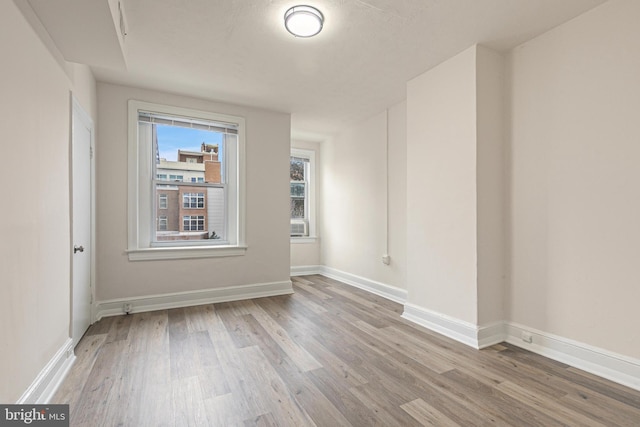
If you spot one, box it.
[127,245,247,261]
[290,236,318,244]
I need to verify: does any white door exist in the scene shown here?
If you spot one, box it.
[71,98,93,347]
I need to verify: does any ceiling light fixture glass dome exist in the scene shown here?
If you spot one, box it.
[284,5,324,38]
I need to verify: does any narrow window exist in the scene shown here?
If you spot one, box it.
[158,216,168,231]
[159,194,168,209]
[290,149,316,238]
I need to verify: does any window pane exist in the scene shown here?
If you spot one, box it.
[290,182,305,198]
[290,157,306,181]
[153,119,226,242]
[291,199,305,219]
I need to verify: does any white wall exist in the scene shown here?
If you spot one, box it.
[405,45,506,327]
[476,46,506,326]
[290,139,322,268]
[406,46,479,324]
[68,63,97,121]
[96,83,291,301]
[320,101,407,290]
[388,101,408,289]
[508,0,640,358]
[0,1,96,402]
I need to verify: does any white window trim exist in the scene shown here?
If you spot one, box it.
[182,192,205,209]
[158,215,168,230]
[290,148,317,243]
[183,215,205,231]
[127,100,246,261]
[158,193,168,209]
[291,237,318,244]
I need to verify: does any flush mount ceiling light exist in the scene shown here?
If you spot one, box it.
[284,5,324,38]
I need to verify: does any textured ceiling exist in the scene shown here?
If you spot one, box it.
[35,0,608,140]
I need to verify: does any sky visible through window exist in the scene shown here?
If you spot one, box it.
[157,124,224,161]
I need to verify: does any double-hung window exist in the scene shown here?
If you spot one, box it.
[158,216,168,231]
[128,100,245,260]
[290,148,316,240]
[158,193,168,209]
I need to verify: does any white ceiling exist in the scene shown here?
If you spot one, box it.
[28,0,606,141]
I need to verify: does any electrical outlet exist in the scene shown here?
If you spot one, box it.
[521,331,533,343]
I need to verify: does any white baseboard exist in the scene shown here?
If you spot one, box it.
[505,322,640,392]
[401,304,507,350]
[94,280,293,321]
[402,303,486,349]
[18,338,75,404]
[399,303,640,391]
[478,321,507,348]
[318,266,408,304]
[290,265,322,276]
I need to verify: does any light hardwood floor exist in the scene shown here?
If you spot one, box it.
[53,275,640,426]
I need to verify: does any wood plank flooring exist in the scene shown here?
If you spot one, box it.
[53,275,640,426]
